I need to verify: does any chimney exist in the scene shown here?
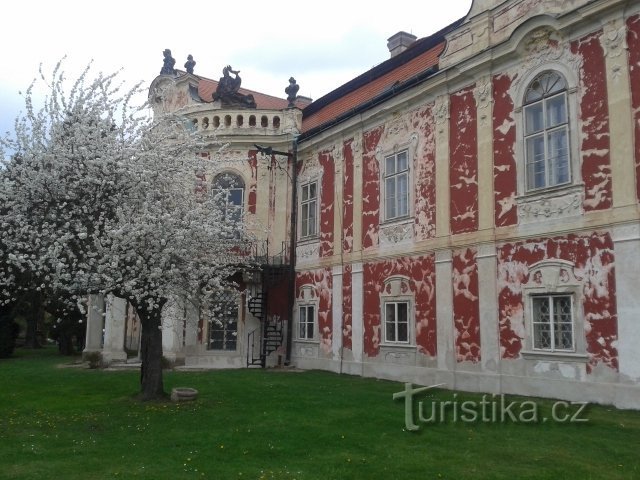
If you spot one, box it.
[387,31,417,58]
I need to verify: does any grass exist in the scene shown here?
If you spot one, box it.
[1,348,639,480]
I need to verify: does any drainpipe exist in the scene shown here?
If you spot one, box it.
[285,135,298,365]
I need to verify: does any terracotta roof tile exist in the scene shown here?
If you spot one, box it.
[301,42,445,133]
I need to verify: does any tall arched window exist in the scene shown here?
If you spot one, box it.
[212,172,245,225]
[523,71,570,191]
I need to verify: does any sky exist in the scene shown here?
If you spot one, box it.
[0,0,472,138]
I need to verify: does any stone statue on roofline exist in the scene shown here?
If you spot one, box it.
[285,77,299,108]
[160,49,176,75]
[212,65,257,109]
[184,55,196,74]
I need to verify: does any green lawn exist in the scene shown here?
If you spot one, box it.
[1,348,639,480]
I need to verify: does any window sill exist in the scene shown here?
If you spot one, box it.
[517,182,584,201]
[297,236,320,246]
[521,350,588,362]
[380,216,413,227]
[380,343,415,349]
[295,338,319,344]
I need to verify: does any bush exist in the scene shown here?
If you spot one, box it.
[84,351,102,369]
[0,313,20,358]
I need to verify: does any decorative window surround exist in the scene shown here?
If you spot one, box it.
[376,135,418,232]
[521,259,586,361]
[509,36,584,225]
[380,275,415,347]
[295,285,319,343]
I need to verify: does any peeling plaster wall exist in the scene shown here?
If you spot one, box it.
[342,264,353,351]
[363,255,437,358]
[342,140,355,253]
[362,126,384,250]
[318,150,335,257]
[492,73,518,227]
[296,268,333,355]
[449,86,479,234]
[497,232,618,372]
[412,104,437,240]
[571,31,613,211]
[452,248,481,363]
[247,151,258,214]
[628,14,640,203]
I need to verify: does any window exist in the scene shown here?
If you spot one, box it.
[299,304,315,340]
[212,173,244,225]
[384,150,409,220]
[531,294,573,352]
[207,291,238,351]
[300,181,318,238]
[384,301,409,343]
[523,71,570,191]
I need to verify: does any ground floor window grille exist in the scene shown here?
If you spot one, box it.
[532,295,573,351]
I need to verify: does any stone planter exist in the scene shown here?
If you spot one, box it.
[170,387,199,402]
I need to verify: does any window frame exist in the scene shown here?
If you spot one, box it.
[206,291,240,352]
[523,71,571,192]
[298,304,316,341]
[212,171,246,225]
[383,300,411,345]
[514,65,581,200]
[382,149,411,222]
[530,293,575,353]
[299,179,319,240]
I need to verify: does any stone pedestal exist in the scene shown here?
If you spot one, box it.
[102,295,127,363]
[83,294,105,358]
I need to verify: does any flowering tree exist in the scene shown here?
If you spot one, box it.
[0,62,256,400]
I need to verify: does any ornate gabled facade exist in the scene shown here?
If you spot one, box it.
[86,0,640,409]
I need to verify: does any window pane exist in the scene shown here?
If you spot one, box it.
[525,103,544,135]
[553,297,573,350]
[301,204,309,236]
[532,297,551,349]
[386,156,396,176]
[386,177,396,219]
[228,188,243,206]
[526,136,546,189]
[309,182,317,199]
[308,200,316,235]
[546,94,567,128]
[302,184,309,201]
[397,303,408,342]
[307,320,314,339]
[397,151,408,171]
[397,173,408,217]
[385,303,396,342]
[548,129,569,186]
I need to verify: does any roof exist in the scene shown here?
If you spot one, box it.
[300,18,465,136]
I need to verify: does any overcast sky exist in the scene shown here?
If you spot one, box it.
[1,1,472,138]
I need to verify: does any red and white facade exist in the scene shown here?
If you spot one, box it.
[87,0,640,409]
[291,0,640,409]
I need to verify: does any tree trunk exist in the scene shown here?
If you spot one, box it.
[25,292,44,349]
[138,305,166,401]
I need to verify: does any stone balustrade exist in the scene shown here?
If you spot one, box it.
[183,108,300,136]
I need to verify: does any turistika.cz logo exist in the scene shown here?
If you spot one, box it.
[393,383,589,431]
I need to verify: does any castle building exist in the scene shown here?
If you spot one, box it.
[85,0,640,409]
